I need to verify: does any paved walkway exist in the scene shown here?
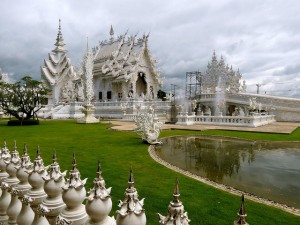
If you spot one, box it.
[107,120,300,134]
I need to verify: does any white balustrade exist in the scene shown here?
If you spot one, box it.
[176,113,276,127]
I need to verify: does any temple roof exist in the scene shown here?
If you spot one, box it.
[41,20,77,87]
[93,28,161,84]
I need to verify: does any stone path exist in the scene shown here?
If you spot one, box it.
[108,120,300,134]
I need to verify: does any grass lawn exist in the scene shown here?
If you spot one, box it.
[0,119,299,225]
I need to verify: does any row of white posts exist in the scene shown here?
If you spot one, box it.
[0,141,248,225]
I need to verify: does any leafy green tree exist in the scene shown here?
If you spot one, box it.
[0,76,49,121]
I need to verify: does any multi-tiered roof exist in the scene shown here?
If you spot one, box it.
[92,27,162,85]
[41,19,77,103]
[203,51,242,93]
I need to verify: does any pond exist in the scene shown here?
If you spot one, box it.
[154,136,300,209]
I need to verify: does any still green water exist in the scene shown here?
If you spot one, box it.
[155,136,300,209]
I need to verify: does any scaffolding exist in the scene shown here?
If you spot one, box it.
[185,71,202,99]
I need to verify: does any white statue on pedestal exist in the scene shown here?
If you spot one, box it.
[134,105,163,145]
[77,42,99,124]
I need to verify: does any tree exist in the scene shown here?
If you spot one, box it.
[0,76,49,122]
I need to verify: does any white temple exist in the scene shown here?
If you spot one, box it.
[38,20,300,122]
[40,21,169,120]
[92,26,162,102]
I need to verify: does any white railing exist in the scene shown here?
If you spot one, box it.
[176,113,276,127]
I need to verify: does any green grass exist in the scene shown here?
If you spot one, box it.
[0,119,299,225]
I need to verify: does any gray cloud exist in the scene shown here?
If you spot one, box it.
[1,0,300,96]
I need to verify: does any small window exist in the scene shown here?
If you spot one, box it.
[118,93,122,99]
[99,92,102,100]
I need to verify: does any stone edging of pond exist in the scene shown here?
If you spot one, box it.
[148,145,300,216]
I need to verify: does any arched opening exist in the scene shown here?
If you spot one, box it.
[136,72,147,98]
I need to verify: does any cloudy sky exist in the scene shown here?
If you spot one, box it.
[1,0,300,97]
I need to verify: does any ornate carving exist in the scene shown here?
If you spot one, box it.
[86,160,111,201]
[157,178,190,225]
[56,215,72,225]
[134,105,163,145]
[80,47,95,105]
[116,167,146,225]
[20,195,33,205]
[35,204,50,217]
[62,153,87,191]
[203,51,241,94]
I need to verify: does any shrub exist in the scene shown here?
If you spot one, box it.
[7,119,40,126]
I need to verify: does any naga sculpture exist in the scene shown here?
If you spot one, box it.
[134,105,163,145]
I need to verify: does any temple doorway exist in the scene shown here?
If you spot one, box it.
[136,72,147,98]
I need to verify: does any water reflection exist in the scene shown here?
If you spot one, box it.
[155,136,300,208]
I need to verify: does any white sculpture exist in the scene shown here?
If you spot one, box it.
[85,161,115,225]
[116,168,146,225]
[42,151,67,225]
[26,147,49,225]
[9,144,33,225]
[6,141,21,225]
[0,140,11,180]
[157,178,190,225]
[134,105,163,145]
[57,153,88,225]
[77,45,99,124]
[5,141,20,186]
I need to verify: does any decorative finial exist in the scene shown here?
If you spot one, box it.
[53,18,66,52]
[239,194,246,216]
[23,144,27,155]
[128,166,134,188]
[234,194,248,225]
[157,178,190,225]
[72,153,77,171]
[96,160,102,180]
[59,18,61,33]
[36,145,41,158]
[53,150,57,163]
[173,177,180,203]
[110,25,114,36]
[3,139,7,148]
[13,140,17,151]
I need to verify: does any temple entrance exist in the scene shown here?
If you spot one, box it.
[136,72,147,98]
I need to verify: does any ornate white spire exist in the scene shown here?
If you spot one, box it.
[16,144,33,192]
[234,194,249,225]
[41,150,66,225]
[157,178,190,225]
[5,140,21,186]
[58,153,88,225]
[86,160,111,200]
[116,167,146,225]
[110,25,115,41]
[53,18,67,53]
[85,161,115,225]
[0,139,11,179]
